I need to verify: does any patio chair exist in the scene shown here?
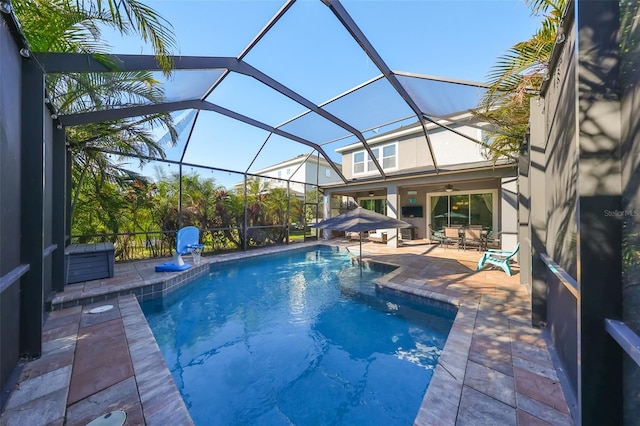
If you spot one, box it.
[463,227,483,251]
[428,225,445,244]
[476,243,520,276]
[482,229,503,249]
[155,226,205,272]
[444,226,462,249]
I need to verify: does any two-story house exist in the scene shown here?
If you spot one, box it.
[235,154,341,199]
[322,112,519,250]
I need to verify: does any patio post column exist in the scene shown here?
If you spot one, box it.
[385,184,399,247]
[20,57,45,358]
[243,174,248,251]
[500,177,518,251]
[518,133,532,296]
[178,163,183,229]
[529,97,547,328]
[51,124,66,292]
[66,148,72,238]
[320,190,332,240]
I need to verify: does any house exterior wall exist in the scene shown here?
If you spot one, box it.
[422,180,502,237]
[429,126,486,166]
[331,119,512,245]
[341,151,355,181]
[324,167,514,245]
[528,12,580,409]
[253,158,337,196]
[0,12,58,393]
[303,161,339,187]
[396,133,431,170]
[524,2,631,424]
[340,121,488,181]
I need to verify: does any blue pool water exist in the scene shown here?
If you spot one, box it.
[142,246,456,425]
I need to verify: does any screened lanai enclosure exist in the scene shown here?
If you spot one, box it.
[1,0,542,402]
[6,1,640,424]
[32,0,528,262]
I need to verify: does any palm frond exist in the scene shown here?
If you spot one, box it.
[474,0,567,161]
[92,0,177,74]
[47,70,164,113]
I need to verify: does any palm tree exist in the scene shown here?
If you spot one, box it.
[243,177,272,227]
[13,0,179,229]
[64,72,175,222]
[12,0,176,72]
[475,0,566,160]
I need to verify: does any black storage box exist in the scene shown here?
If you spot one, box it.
[65,242,115,284]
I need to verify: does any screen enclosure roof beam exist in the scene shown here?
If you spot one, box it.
[38,52,385,179]
[58,99,348,184]
[322,0,440,173]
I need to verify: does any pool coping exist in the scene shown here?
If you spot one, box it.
[51,242,324,310]
[119,294,194,425]
[36,241,572,425]
[51,243,469,424]
[375,264,474,425]
[130,245,471,425]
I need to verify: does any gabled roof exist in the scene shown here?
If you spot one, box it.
[253,154,341,175]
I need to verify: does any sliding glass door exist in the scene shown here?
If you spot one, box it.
[430,192,494,230]
[359,198,386,215]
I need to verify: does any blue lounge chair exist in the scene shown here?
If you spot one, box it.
[476,243,520,276]
[155,226,205,272]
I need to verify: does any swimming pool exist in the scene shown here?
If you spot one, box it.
[142,246,456,425]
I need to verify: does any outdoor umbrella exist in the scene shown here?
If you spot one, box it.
[311,207,413,265]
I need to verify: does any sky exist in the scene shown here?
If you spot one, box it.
[102,0,541,188]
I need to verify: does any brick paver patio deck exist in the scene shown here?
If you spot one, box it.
[0,239,574,425]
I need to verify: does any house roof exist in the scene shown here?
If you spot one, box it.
[334,111,494,153]
[252,154,341,175]
[322,158,517,189]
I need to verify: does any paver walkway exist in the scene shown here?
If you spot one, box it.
[1,296,191,426]
[364,241,574,425]
[0,240,575,425]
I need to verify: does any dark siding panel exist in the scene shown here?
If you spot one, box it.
[0,15,23,392]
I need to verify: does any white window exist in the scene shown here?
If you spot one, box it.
[367,147,379,172]
[286,168,291,175]
[353,152,365,174]
[278,170,282,178]
[353,143,397,175]
[382,144,396,168]
[325,168,331,178]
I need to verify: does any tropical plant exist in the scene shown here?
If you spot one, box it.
[12,0,176,72]
[265,188,289,226]
[13,0,179,231]
[304,189,321,226]
[475,0,566,160]
[243,177,271,227]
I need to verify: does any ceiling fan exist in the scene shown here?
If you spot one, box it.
[441,184,459,193]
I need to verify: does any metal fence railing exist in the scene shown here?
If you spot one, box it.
[69,224,320,262]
